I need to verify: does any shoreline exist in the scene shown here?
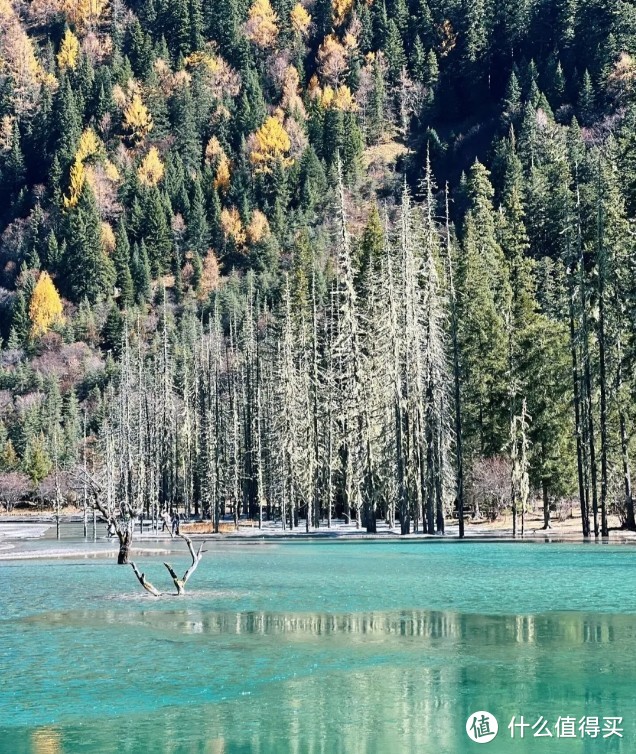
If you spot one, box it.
[1,513,635,561]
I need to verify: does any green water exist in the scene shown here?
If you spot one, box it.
[1,540,635,753]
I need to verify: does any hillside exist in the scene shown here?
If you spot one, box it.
[1,0,636,537]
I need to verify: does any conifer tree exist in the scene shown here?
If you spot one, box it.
[62,184,115,304]
[113,220,135,308]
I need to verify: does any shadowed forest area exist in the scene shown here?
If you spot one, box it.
[1,0,636,542]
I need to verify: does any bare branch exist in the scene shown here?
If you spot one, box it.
[130,562,162,597]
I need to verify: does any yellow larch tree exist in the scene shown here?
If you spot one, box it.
[0,13,56,113]
[101,222,116,253]
[75,127,101,162]
[57,28,80,70]
[317,34,349,84]
[332,0,353,27]
[246,210,270,244]
[214,153,231,192]
[320,85,334,108]
[204,135,225,164]
[123,93,153,142]
[290,3,311,37]
[137,146,165,186]
[281,65,306,117]
[103,159,120,182]
[249,116,293,174]
[221,207,246,246]
[29,272,64,337]
[245,0,279,49]
[61,0,109,33]
[331,84,357,111]
[63,157,86,208]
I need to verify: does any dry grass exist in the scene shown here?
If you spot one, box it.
[362,140,410,168]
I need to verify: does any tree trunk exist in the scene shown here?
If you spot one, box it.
[542,478,551,530]
[117,529,132,565]
[568,273,590,537]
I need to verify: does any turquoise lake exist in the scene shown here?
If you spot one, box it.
[1,540,635,753]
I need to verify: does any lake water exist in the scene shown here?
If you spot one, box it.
[1,540,635,753]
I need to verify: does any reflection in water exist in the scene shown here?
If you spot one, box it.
[19,605,635,647]
[2,609,633,754]
[30,729,61,754]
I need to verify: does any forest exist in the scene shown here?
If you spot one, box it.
[1,0,636,541]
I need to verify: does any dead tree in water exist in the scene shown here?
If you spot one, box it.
[130,534,205,597]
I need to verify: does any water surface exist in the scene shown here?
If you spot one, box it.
[1,541,634,753]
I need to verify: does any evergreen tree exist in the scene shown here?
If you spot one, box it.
[52,76,81,167]
[132,241,152,303]
[142,187,173,275]
[62,184,115,304]
[114,220,135,308]
[186,178,209,254]
[102,303,125,356]
[457,162,511,457]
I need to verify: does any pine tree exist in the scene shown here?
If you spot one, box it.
[132,241,152,303]
[62,184,116,304]
[102,303,125,356]
[384,20,406,84]
[142,187,172,275]
[186,178,209,254]
[10,291,29,345]
[52,77,82,167]
[114,220,134,308]
[457,162,511,457]
[578,70,596,125]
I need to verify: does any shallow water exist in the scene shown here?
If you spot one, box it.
[1,540,635,753]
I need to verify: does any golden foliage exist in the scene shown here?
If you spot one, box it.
[184,51,221,74]
[0,16,56,112]
[100,222,116,253]
[318,84,356,111]
[245,0,279,49]
[29,271,64,337]
[62,128,106,207]
[214,153,232,191]
[103,159,120,182]
[247,209,270,244]
[76,127,100,162]
[183,49,240,99]
[137,146,165,186]
[290,3,311,37]
[320,84,334,108]
[608,53,636,101]
[221,207,246,245]
[317,34,349,84]
[204,136,225,164]
[281,65,306,117]
[198,251,221,297]
[343,31,358,51]
[331,84,357,111]
[61,0,109,33]
[123,93,153,141]
[332,0,353,26]
[249,115,293,174]
[63,158,86,208]
[57,28,80,70]
[308,74,321,99]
